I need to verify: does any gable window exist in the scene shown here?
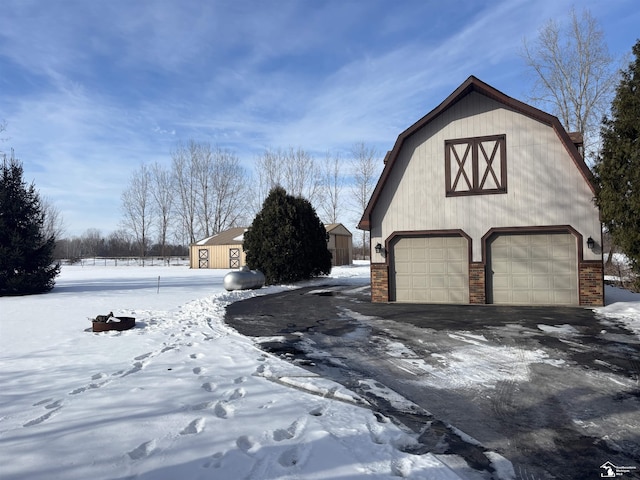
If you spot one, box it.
[445,134,507,196]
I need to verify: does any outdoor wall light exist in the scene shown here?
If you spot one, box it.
[587,236,595,250]
[375,243,385,256]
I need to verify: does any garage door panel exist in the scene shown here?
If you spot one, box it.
[512,275,530,289]
[532,276,551,289]
[512,245,530,258]
[532,291,551,303]
[553,275,573,288]
[448,276,466,288]
[392,236,469,303]
[531,260,551,274]
[412,263,427,274]
[489,233,577,305]
[553,245,573,259]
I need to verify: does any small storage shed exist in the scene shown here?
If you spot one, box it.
[190,227,247,269]
[326,223,353,266]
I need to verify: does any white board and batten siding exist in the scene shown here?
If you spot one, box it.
[370,91,601,264]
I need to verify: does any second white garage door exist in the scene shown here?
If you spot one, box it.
[391,236,469,303]
[488,233,578,305]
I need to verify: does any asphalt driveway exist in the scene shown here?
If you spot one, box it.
[225,282,640,480]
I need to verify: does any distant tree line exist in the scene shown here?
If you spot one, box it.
[53,228,188,262]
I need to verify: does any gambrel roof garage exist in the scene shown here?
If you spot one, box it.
[359,76,604,306]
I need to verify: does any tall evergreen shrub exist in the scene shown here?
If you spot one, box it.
[0,154,60,295]
[594,40,640,289]
[244,186,331,284]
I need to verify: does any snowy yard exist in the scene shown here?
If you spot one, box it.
[0,263,638,480]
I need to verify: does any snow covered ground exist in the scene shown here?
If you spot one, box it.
[1,263,638,480]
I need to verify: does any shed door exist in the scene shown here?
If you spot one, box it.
[198,249,209,269]
[488,233,578,305]
[229,248,240,268]
[391,236,468,303]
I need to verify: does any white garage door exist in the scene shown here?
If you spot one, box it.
[488,233,578,305]
[392,236,468,303]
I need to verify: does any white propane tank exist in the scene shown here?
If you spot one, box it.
[223,267,266,291]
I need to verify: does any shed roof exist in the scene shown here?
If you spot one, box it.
[193,227,247,246]
[325,223,352,236]
[357,75,596,230]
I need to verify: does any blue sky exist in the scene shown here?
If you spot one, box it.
[1,0,638,237]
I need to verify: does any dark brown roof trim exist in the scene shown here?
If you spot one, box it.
[358,76,596,231]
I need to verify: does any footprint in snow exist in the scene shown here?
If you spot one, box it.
[32,398,53,407]
[201,382,217,392]
[214,401,234,419]
[23,407,62,427]
[309,406,325,417]
[202,452,224,468]
[128,440,157,460]
[229,387,246,400]
[180,417,205,435]
[45,399,63,410]
[134,352,152,361]
[236,435,258,454]
[121,361,145,377]
[278,446,304,467]
[234,376,247,384]
[272,418,306,442]
[192,366,205,375]
[69,381,108,395]
[190,353,204,359]
[191,401,215,411]
[91,373,106,380]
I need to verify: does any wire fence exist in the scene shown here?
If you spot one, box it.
[62,257,190,267]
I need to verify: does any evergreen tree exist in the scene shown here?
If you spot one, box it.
[244,186,331,285]
[0,153,61,295]
[594,39,640,289]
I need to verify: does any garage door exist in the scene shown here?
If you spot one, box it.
[488,233,578,305]
[391,236,468,303]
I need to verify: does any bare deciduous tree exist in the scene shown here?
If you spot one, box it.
[171,142,198,244]
[80,228,104,258]
[320,152,343,224]
[121,163,154,260]
[172,140,248,243]
[41,195,65,241]
[254,147,321,208]
[208,147,247,234]
[351,142,378,257]
[521,7,617,158]
[150,161,174,257]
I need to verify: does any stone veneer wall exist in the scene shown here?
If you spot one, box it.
[579,262,604,306]
[371,263,389,303]
[469,263,486,304]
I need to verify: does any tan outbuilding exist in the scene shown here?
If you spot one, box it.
[358,76,604,306]
[191,224,353,269]
[325,223,353,266]
[190,227,247,269]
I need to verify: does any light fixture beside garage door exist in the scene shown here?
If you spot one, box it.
[587,237,595,249]
[375,243,386,256]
